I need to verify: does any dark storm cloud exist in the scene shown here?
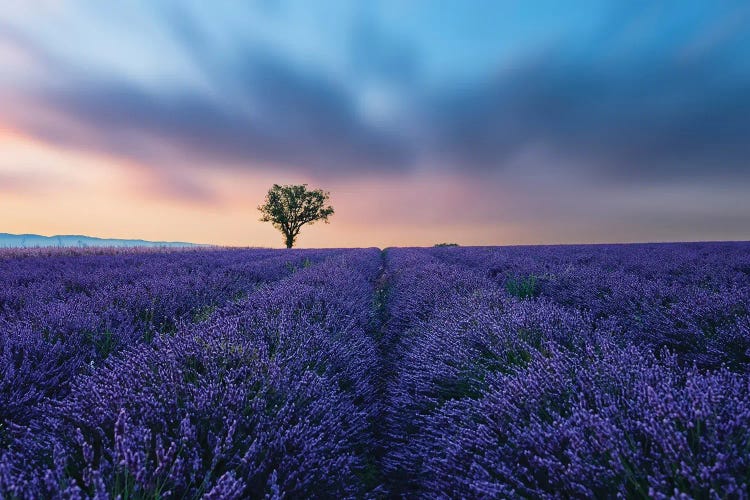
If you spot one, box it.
[29,56,414,175]
[431,55,750,181]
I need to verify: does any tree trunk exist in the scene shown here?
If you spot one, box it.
[285,233,294,248]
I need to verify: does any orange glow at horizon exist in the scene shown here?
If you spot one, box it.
[4,127,747,248]
[0,127,527,248]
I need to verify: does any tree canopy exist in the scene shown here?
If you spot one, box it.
[258,184,334,248]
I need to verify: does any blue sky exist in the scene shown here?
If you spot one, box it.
[1,1,749,246]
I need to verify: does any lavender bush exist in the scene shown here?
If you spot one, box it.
[416,340,750,498]
[3,329,368,498]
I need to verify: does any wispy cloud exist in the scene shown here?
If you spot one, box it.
[2,1,749,184]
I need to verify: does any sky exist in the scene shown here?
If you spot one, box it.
[1,0,749,247]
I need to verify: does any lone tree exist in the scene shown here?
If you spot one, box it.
[258,184,334,248]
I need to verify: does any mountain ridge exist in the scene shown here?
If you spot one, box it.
[0,232,200,248]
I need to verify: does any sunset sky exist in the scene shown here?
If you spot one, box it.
[1,1,749,247]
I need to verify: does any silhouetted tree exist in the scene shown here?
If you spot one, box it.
[258,184,334,248]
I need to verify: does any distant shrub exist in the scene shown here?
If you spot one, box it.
[433,243,459,247]
[504,274,540,299]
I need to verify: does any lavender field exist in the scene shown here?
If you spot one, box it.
[1,243,749,498]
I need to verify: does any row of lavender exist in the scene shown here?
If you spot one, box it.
[430,242,750,369]
[0,248,335,433]
[382,244,750,497]
[1,247,385,497]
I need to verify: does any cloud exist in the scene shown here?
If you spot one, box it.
[0,171,37,192]
[429,51,750,183]
[11,55,415,177]
[0,169,63,194]
[0,5,418,178]
[1,1,749,190]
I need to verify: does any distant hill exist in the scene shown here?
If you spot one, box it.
[0,233,200,248]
